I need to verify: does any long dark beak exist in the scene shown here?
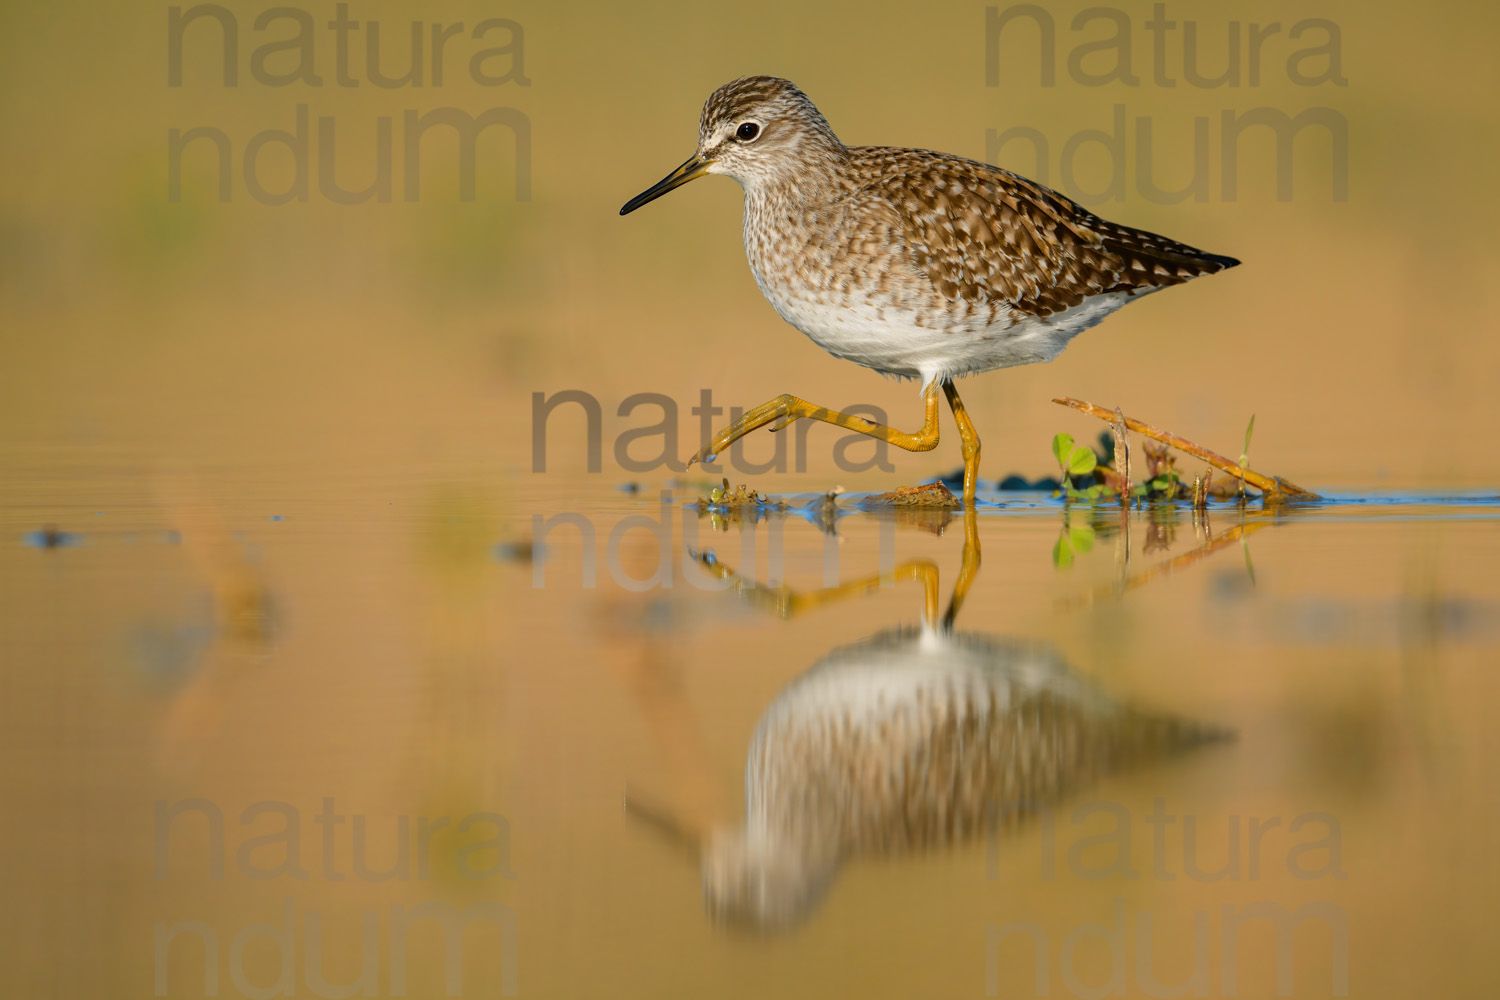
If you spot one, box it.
[623,785,703,856]
[619,154,713,216]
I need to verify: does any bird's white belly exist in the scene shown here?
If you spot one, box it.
[754,269,1144,390]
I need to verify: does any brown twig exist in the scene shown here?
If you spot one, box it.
[1053,397,1320,499]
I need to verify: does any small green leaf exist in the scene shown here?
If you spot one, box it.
[1052,433,1075,470]
[1053,536,1074,568]
[1069,524,1096,552]
[1067,446,1097,477]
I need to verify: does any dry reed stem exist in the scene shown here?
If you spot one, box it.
[1112,407,1130,502]
[1053,397,1320,499]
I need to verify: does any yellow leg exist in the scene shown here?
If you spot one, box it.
[688,387,942,468]
[692,548,942,625]
[942,507,982,628]
[941,381,983,506]
[694,508,980,630]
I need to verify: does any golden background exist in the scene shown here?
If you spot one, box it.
[2,2,1498,998]
[2,0,1496,487]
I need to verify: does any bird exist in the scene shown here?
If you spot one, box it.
[620,76,1239,505]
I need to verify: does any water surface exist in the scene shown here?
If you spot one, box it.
[2,462,1497,997]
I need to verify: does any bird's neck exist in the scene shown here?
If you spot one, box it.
[743,160,844,214]
[738,132,848,207]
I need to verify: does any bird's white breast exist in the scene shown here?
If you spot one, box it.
[742,207,1143,389]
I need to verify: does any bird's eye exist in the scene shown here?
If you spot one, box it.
[736,122,761,142]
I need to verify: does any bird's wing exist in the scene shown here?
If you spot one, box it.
[853,147,1238,319]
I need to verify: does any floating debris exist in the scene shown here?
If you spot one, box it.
[615,482,642,494]
[23,525,82,549]
[494,540,540,563]
[862,482,961,508]
[806,487,845,534]
[697,477,788,511]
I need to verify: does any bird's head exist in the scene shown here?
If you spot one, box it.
[620,76,844,215]
[622,788,840,931]
[701,825,839,931]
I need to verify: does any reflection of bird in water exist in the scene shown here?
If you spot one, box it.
[632,510,1229,929]
[705,627,1223,927]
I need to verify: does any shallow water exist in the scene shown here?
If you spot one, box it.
[2,459,1498,998]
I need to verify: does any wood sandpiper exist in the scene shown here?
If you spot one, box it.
[621,76,1239,504]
